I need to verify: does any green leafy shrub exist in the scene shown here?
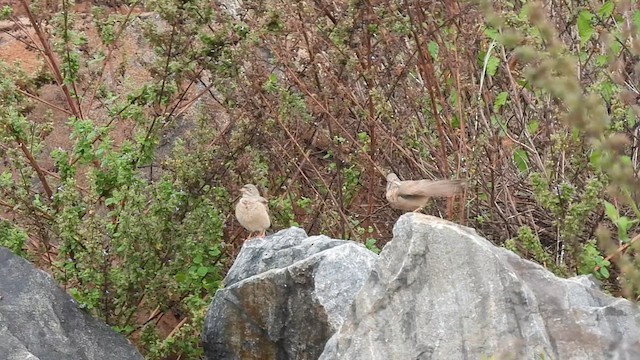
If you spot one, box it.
[0,221,28,256]
[578,240,611,279]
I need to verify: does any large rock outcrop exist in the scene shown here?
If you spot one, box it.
[320,213,640,360]
[201,227,378,360]
[0,247,143,360]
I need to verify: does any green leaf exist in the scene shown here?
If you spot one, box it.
[598,81,615,102]
[599,266,610,279]
[598,1,614,18]
[589,150,603,167]
[449,89,458,107]
[617,224,630,242]
[620,155,633,166]
[0,171,12,187]
[634,11,640,35]
[197,266,209,277]
[513,149,529,173]
[486,56,500,77]
[610,39,622,55]
[526,120,539,134]
[626,108,637,127]
[427,41,439,60]
[451,116,460,129]
[209,247,221,257]
[1,5,13,19]
[175,272,187,283]
[365,238,380,254]
[616,216,638,234]
[484,27,499,40]
[493,92,509,112]
[577,10,594,46]
[621,217,638,229]
[262,73,278,92]
[603,200,619,221]
[571,128,581,141]
[595,54,609,67]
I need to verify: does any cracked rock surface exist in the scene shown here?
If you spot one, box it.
[320,213,640,360]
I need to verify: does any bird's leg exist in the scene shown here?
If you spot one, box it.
[257,230,266,238]
[412,206,425,213]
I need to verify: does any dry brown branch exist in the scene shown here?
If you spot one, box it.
[595,233,640,272]
[19,0,81,119]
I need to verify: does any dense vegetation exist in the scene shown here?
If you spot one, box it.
[1,0,639,357]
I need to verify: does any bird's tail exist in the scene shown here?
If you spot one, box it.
[422,179,465,197]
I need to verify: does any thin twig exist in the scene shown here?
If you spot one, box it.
[594,233,640,272]
[19,0,81,119]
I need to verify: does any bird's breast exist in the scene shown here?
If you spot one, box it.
[235,198,270,231]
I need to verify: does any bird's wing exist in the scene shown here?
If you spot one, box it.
[396,179,463,197]
[256,196,270,215]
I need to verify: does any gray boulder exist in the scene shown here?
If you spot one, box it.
[320,213,640,360]
[201,227,378,360]
[0,247,143,360]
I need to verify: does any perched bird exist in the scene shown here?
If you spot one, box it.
[385,173,464,212]
[235,184,271,238]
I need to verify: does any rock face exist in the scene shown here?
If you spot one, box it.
[320,213,640,360]
[201,227,378,360]
[0,247,143,360]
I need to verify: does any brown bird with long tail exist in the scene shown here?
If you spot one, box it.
[385,173,464,212]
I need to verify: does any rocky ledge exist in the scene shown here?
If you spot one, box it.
[202,213,640,360]
[0,248,143,360]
